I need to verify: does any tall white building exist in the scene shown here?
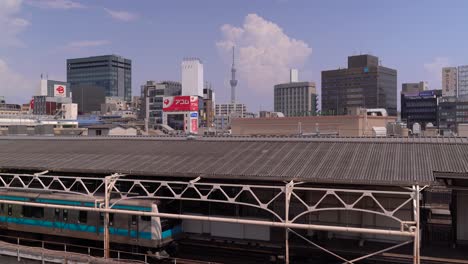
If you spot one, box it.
[182,58,204,97]
[442,67,458,97]
[458,65,468,98]
[290,69,299,82]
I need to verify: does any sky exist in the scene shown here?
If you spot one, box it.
[2,0,468,111]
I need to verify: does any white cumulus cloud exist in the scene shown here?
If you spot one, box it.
[0,58,36,103]
[216,13,312,98]
[66,40,110,48]
[0,0,30,47]
[104,8,138,22]
[25,0,85,9]
[423,57,450,88]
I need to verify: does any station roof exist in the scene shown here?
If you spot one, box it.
[0,136,467,186]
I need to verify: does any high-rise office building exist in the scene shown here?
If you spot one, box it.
[67,55,132,113]
[442,67,457,97]
[458,65,468,98]
[274,70,317,117]
[321,54,397,116]
[181,58,203,97]
[140,81,182,126]
[401,82,428,95]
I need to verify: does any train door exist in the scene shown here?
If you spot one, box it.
[129,215,138,239]
[53,208,61,232]
[0,204,8,229]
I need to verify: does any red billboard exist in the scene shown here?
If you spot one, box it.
[163,96,198,112]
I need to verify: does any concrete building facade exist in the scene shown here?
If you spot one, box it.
[215,103,247,116]
[274,81,317,117]
[401,90,442,130]
[442,67,458,97]
[214,103,247,130]
[458,65,468,98]
[140,81,182,127]
[182,58,203,97]
[321,55,397,116]
[231,114,396,137]
[72,84,106,113]
[401,82,428,95]
[67,55,132,111]
[438,97,468,135]
[39,79,70,98]
[32,96,72,116]
[201,85,215,127]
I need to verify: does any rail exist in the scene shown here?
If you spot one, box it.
[0,234,215,264]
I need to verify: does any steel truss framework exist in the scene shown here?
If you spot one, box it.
[0,172,423,264]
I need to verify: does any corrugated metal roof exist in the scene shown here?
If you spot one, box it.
[0,136,467,186]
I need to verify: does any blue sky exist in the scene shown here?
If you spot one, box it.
[1,0,468,111]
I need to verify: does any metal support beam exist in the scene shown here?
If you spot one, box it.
[104,173,126,259]
[288,228,350,263]
[413,185,420,264]
[0,199,415,237]
[0,172,423,263]
[344,239,413,264]
[285,180,293,264]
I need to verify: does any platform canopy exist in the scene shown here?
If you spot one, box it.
[0,136,467,186]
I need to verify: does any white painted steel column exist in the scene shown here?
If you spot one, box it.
[285,181,293,264]
[104,177,110,259]
[413,185,420,264]
[414,185,421,264]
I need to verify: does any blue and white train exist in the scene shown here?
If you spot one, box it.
[0,190,182,250]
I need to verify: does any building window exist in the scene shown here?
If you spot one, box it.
[95,130,102,136]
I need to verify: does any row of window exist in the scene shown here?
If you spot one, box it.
[2,205,150,225]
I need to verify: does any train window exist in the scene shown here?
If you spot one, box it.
[141,216,151,222]
[7,205,12,216]
[63,209,68,222]
[22,206,44,219]
[0,204,4,213]
[54,209,60,220]
[131,215,137,225]
[109,213,114,226]
[78,211,87,224]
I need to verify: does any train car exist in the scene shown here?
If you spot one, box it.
[0,190,182,249]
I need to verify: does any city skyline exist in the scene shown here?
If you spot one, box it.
[3,0,468,112]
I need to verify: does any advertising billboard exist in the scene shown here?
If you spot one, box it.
[54,84,67,98]
[163,96,198,112]
[191,118,198,133]
[419,90,435,97]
